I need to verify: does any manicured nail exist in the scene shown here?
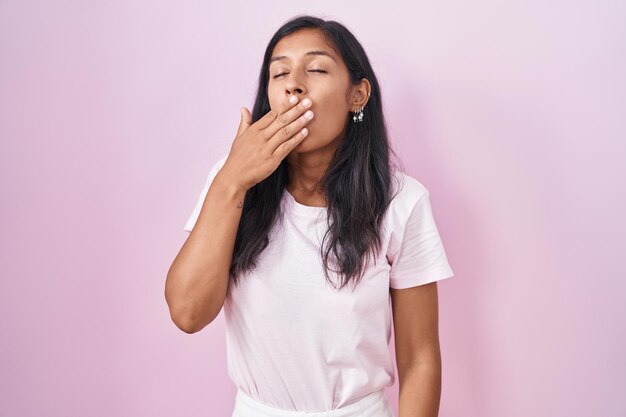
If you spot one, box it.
[289,96,297,104]
[302,98,311,107]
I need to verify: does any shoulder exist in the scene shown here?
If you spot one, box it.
[388,169,430,216]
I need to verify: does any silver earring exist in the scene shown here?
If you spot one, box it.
[352,91,370,123]
[353,106,364,123]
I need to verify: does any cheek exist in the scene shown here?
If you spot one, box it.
[315,94,348,123]
[266,85,280,110]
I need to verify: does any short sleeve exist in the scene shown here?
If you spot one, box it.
[183,153,229,233]
[387,189,454,289]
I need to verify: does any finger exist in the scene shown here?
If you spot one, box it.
[260,96,303,133]
[273,127,309,159]
[236,107,252,138]
[255,107,280,131]
[268,106,313,150]
[263,96,312,139]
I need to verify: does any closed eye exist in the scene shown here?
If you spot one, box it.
[272,70,327,79]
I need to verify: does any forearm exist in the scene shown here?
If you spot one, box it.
[397,362,441,417]
[166,172,246,332]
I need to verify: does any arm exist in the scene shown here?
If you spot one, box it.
[390,281,442,417]
[165,170,246,333]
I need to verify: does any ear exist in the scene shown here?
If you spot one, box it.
[350,78,372,111]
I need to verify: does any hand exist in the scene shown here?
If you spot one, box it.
[220,96,315,191]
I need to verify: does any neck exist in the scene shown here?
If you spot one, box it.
[285,139,340,195]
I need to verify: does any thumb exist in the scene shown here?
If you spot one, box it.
[236,107,252,138]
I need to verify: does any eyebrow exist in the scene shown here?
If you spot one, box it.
[270,50,337,65]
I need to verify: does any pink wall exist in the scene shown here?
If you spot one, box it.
[1,1,624,416]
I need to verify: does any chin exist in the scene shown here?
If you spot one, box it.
[290,137,317,153]
[292,139,309,150]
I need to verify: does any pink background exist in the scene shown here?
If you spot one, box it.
[1,1,625,416]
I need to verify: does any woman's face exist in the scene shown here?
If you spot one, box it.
[267,28,354,153]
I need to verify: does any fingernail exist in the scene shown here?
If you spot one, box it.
[302,98,311,107]
[289,96,298,104]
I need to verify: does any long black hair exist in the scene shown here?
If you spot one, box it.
[229,14,404,291]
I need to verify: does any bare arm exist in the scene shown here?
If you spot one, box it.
[165,95,314,333]
[165,171,246,333]
[391,282,442,417]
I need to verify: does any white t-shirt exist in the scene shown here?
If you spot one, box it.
[183,153,454,412]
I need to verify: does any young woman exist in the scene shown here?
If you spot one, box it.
[166,15,454,417]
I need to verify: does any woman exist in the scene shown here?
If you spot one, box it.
[166,15,455,417]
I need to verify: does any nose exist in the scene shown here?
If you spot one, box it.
[286,77,307,100]
[287,90,304,100]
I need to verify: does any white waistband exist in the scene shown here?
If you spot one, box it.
[233,389,388,417]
